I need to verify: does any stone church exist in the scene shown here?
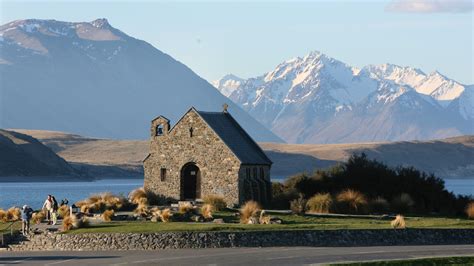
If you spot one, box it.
[143,106,272,206]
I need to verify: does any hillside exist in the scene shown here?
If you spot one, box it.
[0,129,87,181]
[0,18,282,143]
[12,129,474,179]
[214,51,473,144]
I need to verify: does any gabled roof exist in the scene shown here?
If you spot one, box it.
[196,110,272,165]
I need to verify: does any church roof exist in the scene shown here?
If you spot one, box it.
[196,110,272,165]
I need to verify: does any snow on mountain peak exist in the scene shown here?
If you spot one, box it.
[91,18,110,29]
[212,74,244,97]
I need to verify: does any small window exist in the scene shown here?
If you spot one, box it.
[156,124,164,136]
[160,168,167,181]
[189,127,193,137]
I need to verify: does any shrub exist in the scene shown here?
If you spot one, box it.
[201,204,213,219]
[62,214,87,231]
[391,193,415,214]
[0,209,6,222]
[290,194,307,215]
[306,193,333,213]
[160,208,172,222]
[391,215,406,229]
[178,202,194,214]
[466,202,474,219]
[134,204,149,217]
[75,192,126,214]
[58,205,70,218]
[240,201,261,224]
[102,209,114,222]
[5,207,21,222]
[32,212,45,224]
[370,197,390,214]
[129,187,148,206]
[202,194,227,211]
[336,189,368,214]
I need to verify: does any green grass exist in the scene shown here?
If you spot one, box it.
[69,211,474,234]
[331,256,474,265]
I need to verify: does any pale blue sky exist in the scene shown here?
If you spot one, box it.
[1,0,473,84]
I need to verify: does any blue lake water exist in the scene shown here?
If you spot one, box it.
[0,177,472,209]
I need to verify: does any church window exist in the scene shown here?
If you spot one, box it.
[160,168,167,181]
[156,124,164,136]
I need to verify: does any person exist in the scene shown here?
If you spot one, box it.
[51,196,59,225]
[60,198,69,206]
[42,195,53,225]
[21,205,33,236]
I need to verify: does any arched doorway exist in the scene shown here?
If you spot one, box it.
[180,162,200,200]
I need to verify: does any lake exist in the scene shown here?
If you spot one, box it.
[0,177,472,209]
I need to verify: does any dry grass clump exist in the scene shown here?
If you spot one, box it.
[75,192,127,214]
[201,204,213,219]
[148,207,172,222]
[32,212,45,224]
[4,207,21,222]
[290,195,307,215]
[58,205,70,218]
[102,209,115,222]
[336,189,368,214]
[466,202,474,219]
[178,202,194,214]
[129,187,148,205]
[391,193,415,214]
[240,201,261,224]
[202,194,227,211]
[0,209,6,222]
[306,193,333,213]
[391,215,406,229]
[62,214,88,231]
[370,197,390,214]
[160,208,172,222]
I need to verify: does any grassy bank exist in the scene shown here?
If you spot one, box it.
[331,256,474,265]
[69,212,474,234]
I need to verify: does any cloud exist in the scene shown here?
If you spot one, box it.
[386,0,473,13]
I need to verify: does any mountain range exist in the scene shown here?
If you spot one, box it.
[0,19,282,142]
[213,52,473,143]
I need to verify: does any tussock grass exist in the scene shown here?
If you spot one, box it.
[102,209,114,222]
[0,209,6,222]
[76,192,126,214]
[160,208,172,223]
[4,207,21,222]
[201,204,213,219]
[369,197,390,214]
[240,201,261,224]
[202,194,227,211]
[466,202,474,219]
[336,189,368,214]
[62,214,88,231]
[178,202,194,214]
[129,187,148,205]
[391,214,406,229]
[306,193,333,213]
[290,194,307,215]
[32,212,45,224]
[391,193,415,214]
[58,205,70,218]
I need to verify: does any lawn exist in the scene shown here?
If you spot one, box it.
[331,256,474,265]
[69,211,474,234]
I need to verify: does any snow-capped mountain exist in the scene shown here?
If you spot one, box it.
[213,51,473,143]
[0,19,283,142]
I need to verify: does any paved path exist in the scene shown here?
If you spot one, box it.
[1,245,473,265]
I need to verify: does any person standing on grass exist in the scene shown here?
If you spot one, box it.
[21,205,33,236]
[42,195,53,225]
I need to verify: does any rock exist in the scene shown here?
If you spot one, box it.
[213,219,225,224]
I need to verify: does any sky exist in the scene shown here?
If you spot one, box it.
[1,0,473,84]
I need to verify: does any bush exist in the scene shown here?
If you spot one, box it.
[58,205,70,218]
[160,208,172,222]
[102,209,114,222]
[391,215,406,229]
[62,214,88,231]
[391,193,415,214]
[5,207,21,222]
[178,202,194,214]
[129,187,148,206]
[0,209,6,222]
[466,202,474,219]
[32,212,45,224]
[201,204,213,219]
[202,194,227,211]
[306,193,333,213]
[370,197,390,214]
[290,195,307,215]
[75,192,127,214]
[336,189,368,214]
[240,201,261,224]
[271,182,299,209]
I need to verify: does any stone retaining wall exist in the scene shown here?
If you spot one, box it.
[8,229,474,251]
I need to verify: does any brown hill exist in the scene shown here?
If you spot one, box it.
[0,129,86,180]
[11,129,474,179]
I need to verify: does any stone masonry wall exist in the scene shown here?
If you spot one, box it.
[8,229,474,251]
[144,110,242,205]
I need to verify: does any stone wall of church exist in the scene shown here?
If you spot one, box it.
[144,110,242,206]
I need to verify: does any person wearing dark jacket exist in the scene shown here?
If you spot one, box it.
[21,205,33,236]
